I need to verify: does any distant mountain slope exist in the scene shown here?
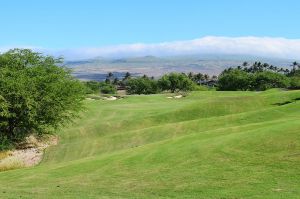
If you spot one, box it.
[66,54,293,81]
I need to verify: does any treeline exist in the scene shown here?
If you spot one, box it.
[84,72,214,95]
[85,61,300,94]
[218,61,300,91]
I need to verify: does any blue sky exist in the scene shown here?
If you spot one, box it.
[1,0,299,48]
[1,0,300,59]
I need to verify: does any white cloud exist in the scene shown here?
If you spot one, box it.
[2,36,300,60]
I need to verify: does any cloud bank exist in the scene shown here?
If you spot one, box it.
[1,36,300,60]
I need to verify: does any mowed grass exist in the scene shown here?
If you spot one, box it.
[0,90,300,198]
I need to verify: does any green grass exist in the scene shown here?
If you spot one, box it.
[0,90,300,198]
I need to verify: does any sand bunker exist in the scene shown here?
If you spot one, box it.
[104,96,117,101]
[0,135,58,170]
[167,95,183,99]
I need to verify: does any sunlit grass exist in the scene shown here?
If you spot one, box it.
[0,90,299,198]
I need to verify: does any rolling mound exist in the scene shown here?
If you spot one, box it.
[0,90,299,198]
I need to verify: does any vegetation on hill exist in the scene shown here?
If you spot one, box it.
[84,81,117,94]
[85,72,203,95]
[84,60,300,95]
[218,61,300,91]
[158,73,194,93]
[126,76,159,95]
[0,49,85,149]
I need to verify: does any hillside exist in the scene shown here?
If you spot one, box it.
[0,90,300,198]
[68,55,293,81]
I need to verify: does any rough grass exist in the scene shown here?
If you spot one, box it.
[0,151,9,160]
[0,90,299,198]
[0,155,24,172]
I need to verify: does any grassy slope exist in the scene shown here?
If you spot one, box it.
[0,90,300,198]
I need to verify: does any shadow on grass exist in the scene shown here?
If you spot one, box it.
[273,97,300,106]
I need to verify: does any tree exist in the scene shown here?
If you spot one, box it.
[113,77,119,85]
[211,75,218,81]
[105,78,111,84]
[0,95,10,149]
[290,76,300,89]
[105,72,114,84]
[218,69,252,91]
[188,72,194,80]
[252,71,290,91]
[123,72,131,80]
[142,74,148,79]
[158,73,194,92]
[126,77,159,95]
[289,61,300,76]
[204,74,210,81]
[0,49,85,145]
[242,62,248,67]
[193,73,204,84]
[84,81,101,94]
[99,83,117,94]
[108,72,113,78]
[218,61,295,91]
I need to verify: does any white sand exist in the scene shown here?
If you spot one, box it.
[0,135,58,169]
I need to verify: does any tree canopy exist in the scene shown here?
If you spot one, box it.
[158,73,194,93]
[0,49,85,147]
[217,62,293,91]
[126,76,159,95]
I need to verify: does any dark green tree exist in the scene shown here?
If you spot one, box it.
[252,71,290,91]
[126,78,159,95]
[99,83,117,94]
[113,77,119,85]
[290,76,300,89]
[218,69,253,91]
[123,72,131,80]
[0,49,85,145]
[84,81,101,94]
[158,73,194,93]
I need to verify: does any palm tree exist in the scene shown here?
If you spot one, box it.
[211,75,218,81]
[291,61,300,71]
[113,77,119,85]
[123,72,131,80]
[194,73,204,84]
[242,61,248,67]
[142,74,148,79]
[284,69,290,74]
[105,78,110,84]
[108,72,113,78]
[204,74,209,82]
[188,72,194,80]
[263,63,269,70]
[279,68,285,73]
